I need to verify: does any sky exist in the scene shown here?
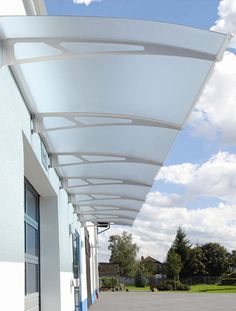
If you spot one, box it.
[46,0,236,262]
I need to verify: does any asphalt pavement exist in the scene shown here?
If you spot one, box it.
[90,292,236,311]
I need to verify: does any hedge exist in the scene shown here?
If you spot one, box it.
[221,278,236,285]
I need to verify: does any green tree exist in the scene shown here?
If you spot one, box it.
[188,245,207,276]
[108,231,139,277]
[134,262,147,287]
[165,248,182,288]
[201,243,230,276]
[172,227,191,277]
[230,250,236,266]
[137,260,149,278]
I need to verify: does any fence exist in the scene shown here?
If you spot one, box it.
[119,277,135,285]
[181,276,221,285]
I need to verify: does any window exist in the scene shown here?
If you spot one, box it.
[24,179,40,297]
[72,232,80,279]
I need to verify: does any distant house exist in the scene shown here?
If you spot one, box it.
[141,256,163,275]
[99,263,120,277]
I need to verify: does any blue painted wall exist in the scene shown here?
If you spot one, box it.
[91,289,97,304]
[80,289,98,311]
[80,298,88,311]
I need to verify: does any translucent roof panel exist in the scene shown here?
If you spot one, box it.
[70,184,149,200]
[59,162,160,186]
[0,16,229,225]
[45,126,178,163]
[79,199,142,211]
[17,56,212,125]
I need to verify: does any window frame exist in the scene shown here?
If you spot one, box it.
[24,178,40,297]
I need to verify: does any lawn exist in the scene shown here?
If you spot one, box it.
[126,285,150,291]
[126,284,236,293]
[189,284,236,293]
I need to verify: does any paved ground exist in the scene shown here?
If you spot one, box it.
[90,292,236,311]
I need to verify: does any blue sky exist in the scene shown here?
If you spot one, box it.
[46,0,219,30]
[45,0,236,261]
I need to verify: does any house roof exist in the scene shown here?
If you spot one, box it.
[99,263,120,275]
[142,256,162,264]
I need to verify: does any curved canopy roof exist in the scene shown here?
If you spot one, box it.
[0,16,229,225]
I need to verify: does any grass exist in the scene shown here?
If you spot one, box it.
[189,284,236,293]
[126,285,150,291]
[126,284,236,293]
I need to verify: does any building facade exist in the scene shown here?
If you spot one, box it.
[0,2,99,311]
[0,1,229,311]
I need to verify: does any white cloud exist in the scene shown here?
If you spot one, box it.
[187,152,236,201]
[146,192,185,208]
[133,202,236,261]
[211,0,236,48]
[189,51,236,145]
[156,152,236,203]
[98,202,236,262]
[188,0,236,144]
[98,152,236,262]
[73,0,101,6]
[156,163,197,184]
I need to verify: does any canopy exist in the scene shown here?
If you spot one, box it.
[0,16,230,225]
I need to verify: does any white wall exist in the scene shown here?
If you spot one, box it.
[0,13,27,311]
[40,197,61,311]
[80,227,88,305]
[0,65,28,311]
[58,189,74,311]
[0,3,99,311]
[88,225,99,299]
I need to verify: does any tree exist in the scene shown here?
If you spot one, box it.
[134,262,147,287]
[172,227,191,277]
[165,248,182,288]
[188,245,207,276]
[137,260,149,278]
[230,250,236,267]
[201,243,230,276]
[108,231,139,277]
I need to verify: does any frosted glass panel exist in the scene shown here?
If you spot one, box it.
[46,126,177,163]
[76,117,132,125]
[75,194,91,201]
[60,162,160,185]
[14,42,61,60]
[87,179,123,184]
[80,210,138,218]
[71,184,149,200]
[58,155,83,165]
[43,117,75,129]
[89,194,121,199]
[68,179,88,187]
[18,56,212,125]
[79,206,95,212]
[80,206,120,212]
[82,156,126,162]
[80,199,142,211]
[0,16,228,225]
